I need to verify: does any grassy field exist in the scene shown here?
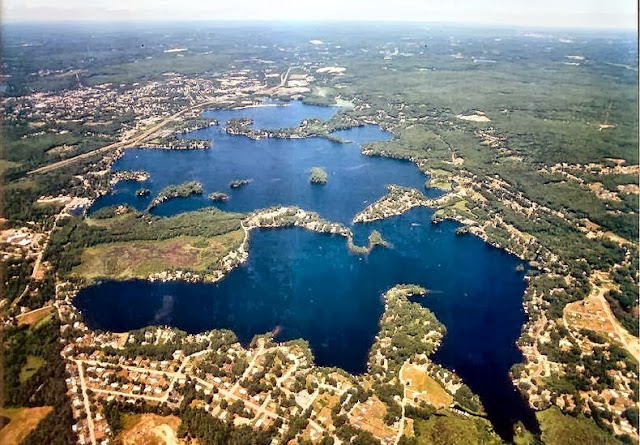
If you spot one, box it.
[18,355,47,383]
[536,407,622,445]
[0,160,21,175]
[400,363,453,408]
[72,230,244,281]
[0,406,53,445]
[413,413,502,445]
[32,312,55,330]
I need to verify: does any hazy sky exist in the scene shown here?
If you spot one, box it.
[3,0,637,29]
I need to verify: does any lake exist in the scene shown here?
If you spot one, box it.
[80,101,537,438]
[91,102,440,224]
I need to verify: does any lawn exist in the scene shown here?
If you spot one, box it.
[349,395,396,442]
[0,160,21,174]
[429,179,453,191]
[19,355,46,383]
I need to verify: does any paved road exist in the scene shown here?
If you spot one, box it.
[76,361,97,445]
[229,344,265,396]
[592,283,640,361]
[28,66,293,176]
[12,211,66,308]
[27,97,226,176]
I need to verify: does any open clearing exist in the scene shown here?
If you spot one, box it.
[17,305,54,327]
[72,231,243,281]
[536,407,621,445]
[400,363,453,408]
[413,413,500,445]
[456,113,491,122]
[118,414,184,445]
[0,160,21,174]
[348,395,396,442]
[0,406,53,445]
[19,356,46,383]
[564,272,640,361]
[312,393,340,429]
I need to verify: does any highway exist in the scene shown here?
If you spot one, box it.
[27,66,293,176]
[27,97,228,176]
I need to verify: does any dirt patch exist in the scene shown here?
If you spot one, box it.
[564,272,640,361]
[565,298,616,333]
[17,306,54,327]
[119,414,184,445]
[349,395,396,443]
[313,393,340,429]
[588,182,621,202]
[46,144,76,156]
[456,112,490,123]
[0,406,53,445]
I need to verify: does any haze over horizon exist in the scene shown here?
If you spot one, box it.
[3,0,637,30]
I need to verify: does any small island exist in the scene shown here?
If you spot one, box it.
[208,192,229,202]
[309,166,328,185]
[347,230,389,254]
[111,169,150,185]
[135,188,150,197]
[229,178,252,189]
[147,180,203,210]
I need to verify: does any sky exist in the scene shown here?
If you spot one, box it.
[3,0,637,29]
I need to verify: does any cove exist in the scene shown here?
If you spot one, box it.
[76,208,537,438]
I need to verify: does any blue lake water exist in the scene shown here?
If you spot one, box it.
[91,103,434,224]
[201,100,339,130]
[81,101,537,438]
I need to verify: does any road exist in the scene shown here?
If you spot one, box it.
[393,362,408,445]
[76,361,97,445]
[74,338,345,442]
[77,345,283,422]
[28,98,227,176]
[229,343,265,396]
[591,283,640,361]
[28,66,293,176]
[11,210,66,308]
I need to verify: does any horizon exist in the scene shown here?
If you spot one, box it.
[3,0,637,30]
[2,19,638,34]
